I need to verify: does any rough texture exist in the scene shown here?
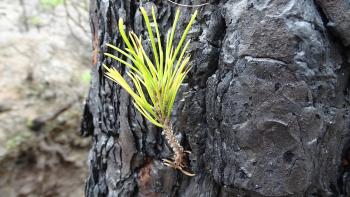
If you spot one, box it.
[315,0,350,47]
[82,0,350,196]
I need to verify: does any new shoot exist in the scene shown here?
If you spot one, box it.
[103,7,197,176]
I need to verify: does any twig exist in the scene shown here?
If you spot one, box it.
[166,0,209,8]
[29,100,77,131]
[19,0,29,31]
[63,0,89,43]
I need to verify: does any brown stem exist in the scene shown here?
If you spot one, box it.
[162,120,186,167]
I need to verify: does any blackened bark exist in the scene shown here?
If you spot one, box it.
[82,0,350,196]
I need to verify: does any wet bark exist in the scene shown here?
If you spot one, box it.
[82,0,350,196]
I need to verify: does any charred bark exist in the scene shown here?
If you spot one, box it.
[82,0,350,196]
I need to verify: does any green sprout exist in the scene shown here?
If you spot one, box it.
[103,7,197,176]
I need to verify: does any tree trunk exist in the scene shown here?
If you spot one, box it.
[81,0,350,196]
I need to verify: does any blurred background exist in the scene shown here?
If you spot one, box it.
[0,0,91,196]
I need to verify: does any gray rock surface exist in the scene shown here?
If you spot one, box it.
[83,0,350,196]
[315,0,350,46]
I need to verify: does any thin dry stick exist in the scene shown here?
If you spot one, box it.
[166,0,209,8]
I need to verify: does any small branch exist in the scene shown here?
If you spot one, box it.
[163,121,184,163]
[29,100,77,131]
[162,120,195,176]
[63,0,89,43]
[19,0,29,31]
[166,0,209,8]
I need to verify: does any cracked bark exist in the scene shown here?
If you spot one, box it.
[82,0,350,196]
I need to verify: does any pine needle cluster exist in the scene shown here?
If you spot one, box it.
[104,6,197,176]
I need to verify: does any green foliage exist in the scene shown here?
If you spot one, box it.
[81,70,92,85]
[104,7,197,128]
[39,0,65,9]
[6,132,32,150]
[26,118,33,128]
[29,16,43,26]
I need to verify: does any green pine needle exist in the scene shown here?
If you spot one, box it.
[104,7,197,128]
